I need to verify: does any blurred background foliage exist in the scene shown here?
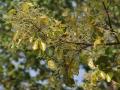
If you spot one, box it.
[0,0,120,90]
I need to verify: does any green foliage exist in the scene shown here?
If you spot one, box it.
[0,0,120,89]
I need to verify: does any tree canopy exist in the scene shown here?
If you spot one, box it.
[0,0,120,90]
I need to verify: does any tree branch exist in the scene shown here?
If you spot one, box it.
[102,1,119,42]
[60,39,120,47]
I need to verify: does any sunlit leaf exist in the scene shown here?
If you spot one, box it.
[106,72,113,82]
[88,58,95,69]
[48,60,57,70]
[93,36,103,48]
[40,40,46,51]
[100,71,106,80]
[21,2,33,12]
[29,37,34,43]
[32,39,39,50]
[40,15,49,24]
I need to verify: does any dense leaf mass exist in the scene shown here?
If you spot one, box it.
[0,0,120,90]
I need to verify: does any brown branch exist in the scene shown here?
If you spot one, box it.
[60,39,120,47]
[25,19,42,31]
[102,1,113,32]
[102,1,119,42]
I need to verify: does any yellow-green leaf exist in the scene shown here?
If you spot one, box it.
[93,36,103,48]
[29,37,34,43]
[8,9,16,15]
[40,15,49,24]
[21,2,33,12]
[100,71,106,80]
[106,72,113,82]
[40,40,46,51]
[88,58,95,69]
[32,39,39,50]
[48,60,57,70]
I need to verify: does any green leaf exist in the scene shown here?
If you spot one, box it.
[106,72,113,82]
